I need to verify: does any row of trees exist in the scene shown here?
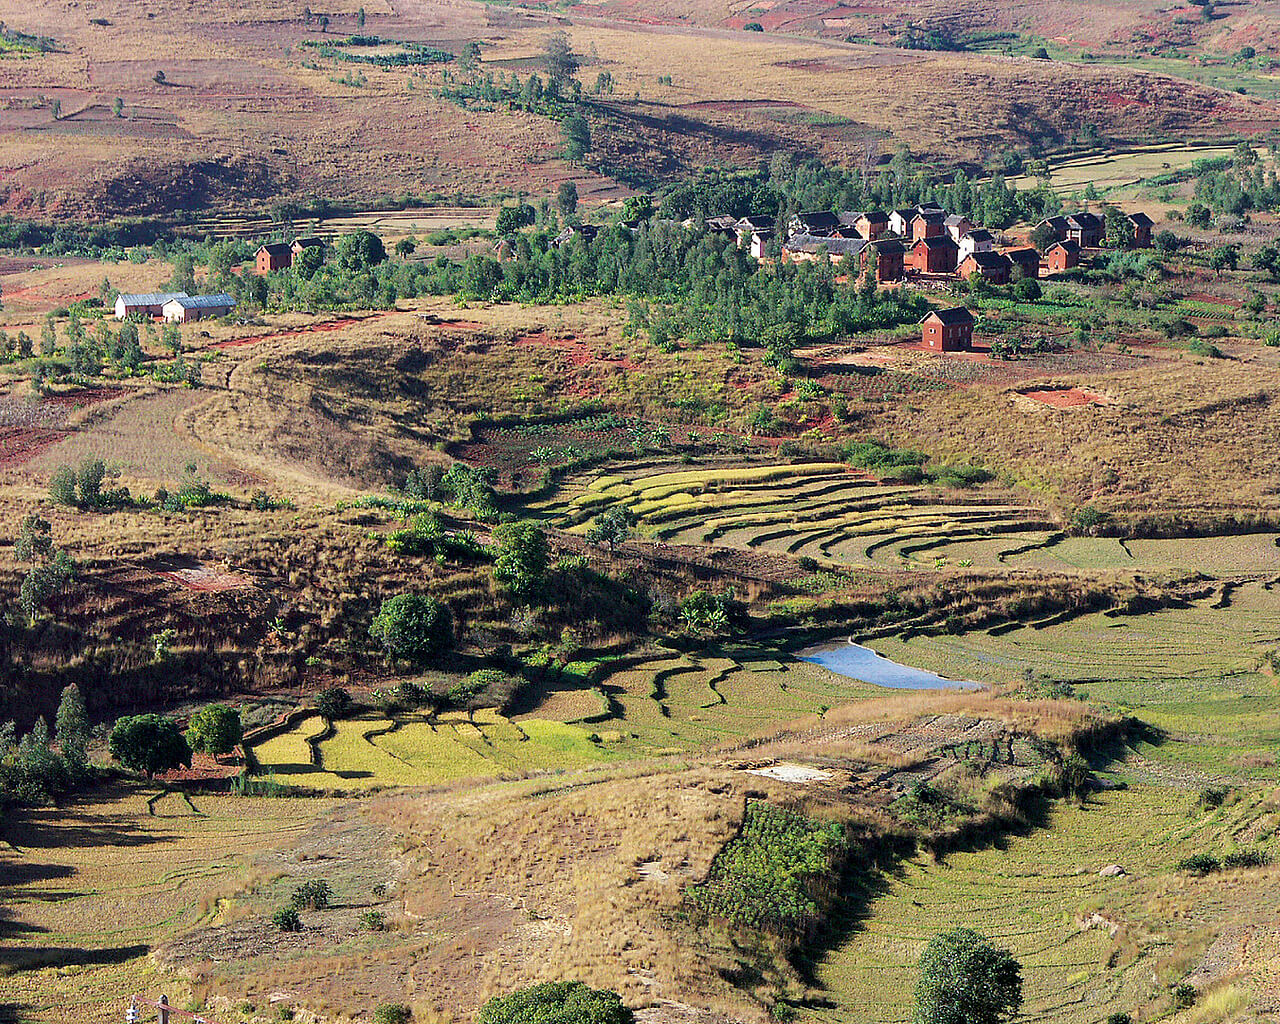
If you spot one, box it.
[656,156,1064,232]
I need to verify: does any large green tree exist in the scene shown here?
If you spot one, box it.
[914,928,1023,1024]
[493,522,549,601]
[186,704,243,756]
[370,593,454,665]
[54,683,90,774]
[109,715,192,778]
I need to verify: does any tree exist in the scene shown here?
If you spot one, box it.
[394,237,417,258]
[109,714,192,778]
[54,683,90,774]
[586,506,635,553]
[357,6,366,29]
[561,114,591,162]
[1031,45,1050,59]
[914,928,1023,1024]
[50,99,61,120]
[1029,222,1058,253]
[493,522,550,601]
[557,180,579,218]
[476,982,633,1024]
[293,244,325,279]
[315,686,353,721]
[1154,229,1181,255]
[14,515,52,562]
[458,41,481,72]
[541,30,579,85]
[1252,244,1280,279]
[153,69,166,84]
[112,96,124,117]
[1208,245,1239,276]
[319,14,330,32]
[187,704,243,756]
[336,230,387,271]
[370,593,454,665]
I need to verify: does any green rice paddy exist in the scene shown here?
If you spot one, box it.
[540,463,1280,575]
[808,785,1278,1024]
[249,709,615,789]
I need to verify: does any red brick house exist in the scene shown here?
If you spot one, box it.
[907,235,958,275]
[256,243,292,274]
[852,211,888,240]
[958,251,1013,285]
[867,238,905,282]
[911,210,947,241]
[1045,240,1081,273]
[1127,211,1154,248]
[1002,246,1041,279]
[1065,212,1103,248]
[291,236,325,258]
[920,307,974,351]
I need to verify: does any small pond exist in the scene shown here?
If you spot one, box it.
[798,640,979,690]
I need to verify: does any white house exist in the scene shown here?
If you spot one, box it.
[114,292,187,319]
[161,293,237,323]
[957,229,995,262]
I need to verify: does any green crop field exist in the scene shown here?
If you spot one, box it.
[249,710,616,790]
[1005,143,1240,196]
[859,582,1280,781]
[537,463,1054,569]
[806,784,1279,1024]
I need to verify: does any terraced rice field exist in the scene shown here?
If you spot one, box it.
[249,710,613,790]
[1005,142,1239,195]
[573,649,886,751]
[861,583,1280,780]
[542,464,1280,575]
[537,463,1054,568]
[807,784,1280,1024]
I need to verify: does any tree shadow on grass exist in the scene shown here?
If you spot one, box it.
[0,943,150,973]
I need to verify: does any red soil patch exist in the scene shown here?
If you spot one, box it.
[157,751,243,784]
[1021,387,1104,408]
[0,427,67,468]
[513,332,639,371]
[155,563,256,592]
[42,386,127,409]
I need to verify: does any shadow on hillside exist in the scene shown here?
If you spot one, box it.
[790,830,916,994]
[793,786,1059,995]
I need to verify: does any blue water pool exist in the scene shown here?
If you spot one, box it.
[798,640,979,690]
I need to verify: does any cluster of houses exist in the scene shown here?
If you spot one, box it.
[254,236,325,274]
[113,291,237,323]
[692,203,1155,287]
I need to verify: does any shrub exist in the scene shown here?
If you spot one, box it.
[315,686,353,721]
[370,593,454,665]
[360,910,386,930]
[1222,849,1270,869]
[1106,1014,1132,1024]
[447,668,508,707]
[1175,852,1220,875]
[1198,785,1230,808]
[476,982,632,1024]
[493,521,550,601]
[290,879,332,910]
[1172,984,1197,1010]
[1049,753,1091,800]
[372,1005,411,1024]
[272,906,302,932]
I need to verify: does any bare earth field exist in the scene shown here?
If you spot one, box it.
[0,0,1277,217]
